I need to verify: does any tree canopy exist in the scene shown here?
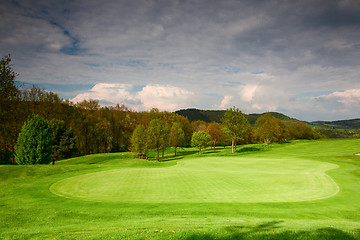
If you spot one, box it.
[15,114,52,165]
[287,122,315,140]
[206,122,224,150]
[50,119,77,164]
[255,113,288,144]
[170,122,185,156]
[146,119,163,161]
[222,106,250,153]
[0,54,20,164]
[0,54,18,101]
[191,131,211,153]
[131,125,148,159]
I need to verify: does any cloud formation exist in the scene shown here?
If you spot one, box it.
[218,96,233,109]
[138,85,194,111]
[71,83,140,107]
[71,83,194,111]
[314,89,360,112]
[1,0,360,121]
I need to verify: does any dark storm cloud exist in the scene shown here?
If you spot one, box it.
[230,0,360,69]
[306,0,360,27]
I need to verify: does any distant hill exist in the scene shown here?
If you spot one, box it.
[175,108,301,125]
[175,108,360,139]
[175,109,225,123]
[311,119,360,129]
[175,108,360,130]
[246,112,300,125]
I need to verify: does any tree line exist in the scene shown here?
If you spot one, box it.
[0,55,324,164]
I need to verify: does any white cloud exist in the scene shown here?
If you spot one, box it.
[280,89,360,121]
[138,85,194,111]
[314,89,360,111]
[71,83,140,107]
[239,85,258,102]
[218,95,233,109]
[328,89,360,106]
[71,83,194,112]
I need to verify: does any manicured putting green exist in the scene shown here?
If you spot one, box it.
[50,157,339,203]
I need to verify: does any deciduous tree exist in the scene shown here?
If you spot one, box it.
[131,125,148,159]
[50,119,77,164]
[74,99,101,155]
[15,114,52,164]
[222,106,250,153]
[206,122,224,150]
[147,119,163,161]
[191,120,207,132]
[287,122,314,140]
[95,119,111,153]
[170,122,185,156]
[0,54,18,101]
[160,123,170,157]
[0,54,20,164]
[108,104,134,152]
[191,131,211,153]
[255,113,288,144]
[175,115,192,146]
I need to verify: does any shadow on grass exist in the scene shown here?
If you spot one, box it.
[224,220,283,234]
[149,150,200,162]
[198,149,223,155]
[181,224,359,240]
[157,148,226,162]
[236,145,270,154]
[159,145,268,161]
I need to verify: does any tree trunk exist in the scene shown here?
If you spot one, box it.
[11,146,16,164]
[157,149,160,161]
[231,139,235,153]
[174,146,177,156]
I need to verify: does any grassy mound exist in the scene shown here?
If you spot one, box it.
[1,139,360,239]
[50,158,339,203]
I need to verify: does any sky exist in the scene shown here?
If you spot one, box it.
[1,0,360,121]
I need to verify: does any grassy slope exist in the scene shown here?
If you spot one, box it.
[0,139,360,239]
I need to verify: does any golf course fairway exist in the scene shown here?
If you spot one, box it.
[1,139,360,239]
[50,158,339,203]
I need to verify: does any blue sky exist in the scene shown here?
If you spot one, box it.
[1,0,360,121]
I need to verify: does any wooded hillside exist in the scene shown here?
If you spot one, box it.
[175,108,300,125]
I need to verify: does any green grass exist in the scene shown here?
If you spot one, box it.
[50,158,339,203]
[1,139,360,239]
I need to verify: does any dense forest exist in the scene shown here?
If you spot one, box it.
[1,55,359,164]
[176,109,300,125]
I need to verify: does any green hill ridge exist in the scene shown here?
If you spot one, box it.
[175,108,300,125]
[175,108,360,129]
